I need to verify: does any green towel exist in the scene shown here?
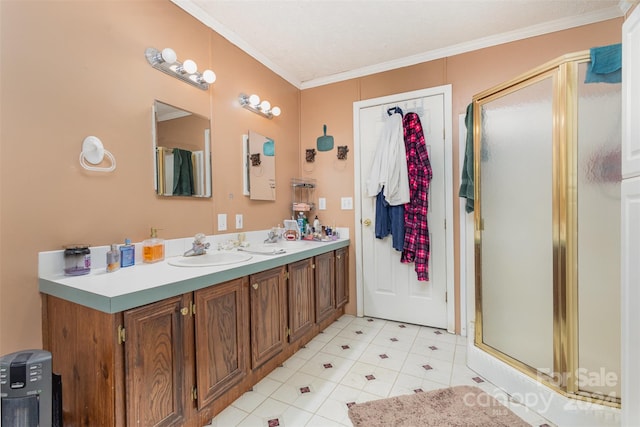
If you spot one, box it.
[458,103,474,213]
[173,148,194,196]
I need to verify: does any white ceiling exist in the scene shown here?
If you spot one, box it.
[172,0,630,89]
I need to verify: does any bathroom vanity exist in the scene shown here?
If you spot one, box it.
[39,237,349,426]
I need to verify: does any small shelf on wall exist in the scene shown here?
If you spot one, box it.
[291,178,316,216]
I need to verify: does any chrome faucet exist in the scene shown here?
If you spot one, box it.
[184,233,210,257]
[264,230,279,243]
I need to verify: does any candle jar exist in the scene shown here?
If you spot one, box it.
[64,245,91,276]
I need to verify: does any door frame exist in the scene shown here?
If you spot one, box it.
[352,85,455,332]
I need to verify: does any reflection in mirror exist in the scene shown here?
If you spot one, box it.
[153,100,211,197]
[246,130,276,200]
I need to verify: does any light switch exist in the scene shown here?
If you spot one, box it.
[341,197,353,210]
[218,214,227,231]
[235,214,243,229]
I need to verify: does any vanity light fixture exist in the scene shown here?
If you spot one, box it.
[239,93,281,119]
[145,47,216,91]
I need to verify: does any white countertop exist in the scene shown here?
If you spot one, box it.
[39,231,349,314]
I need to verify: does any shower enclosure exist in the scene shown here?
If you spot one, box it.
[474,51,621,405]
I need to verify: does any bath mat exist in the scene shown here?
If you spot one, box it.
[348,385,529,427]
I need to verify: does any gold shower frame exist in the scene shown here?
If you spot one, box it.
[472,51,620,408]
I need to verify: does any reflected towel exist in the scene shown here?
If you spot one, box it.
[458,103,474,213]
[585,43,621,84]
[173,148,194,196]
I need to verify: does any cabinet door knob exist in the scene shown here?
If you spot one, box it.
[336,255,341,259]
[252,283,259,290]
[180,307,189,316]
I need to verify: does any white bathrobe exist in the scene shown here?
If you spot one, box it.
[366,113,410,205]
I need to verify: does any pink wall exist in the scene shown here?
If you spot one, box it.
[0,0,299,354]
[0,0,624,354]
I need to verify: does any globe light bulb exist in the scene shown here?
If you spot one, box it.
[271,106,281,117]
[160,48,177,64]
[249,94,260,106]
[202,70,216,84]
[260,100,271,112]
[182,59,197,74]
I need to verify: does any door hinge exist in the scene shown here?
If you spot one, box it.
[285,272,289,280]
[286,328,291,337]
[117,325,126,344]
[445,292,448,303]
[191,386,197,401]
[191,301,196,316]
[311,263,316,269]
[444,219,446,229]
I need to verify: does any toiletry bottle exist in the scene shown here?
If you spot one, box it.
[106,244,120,273]
[143,228,165,263]
[120,238,135,268]
[297,212,307,238]
[313,215,320,232]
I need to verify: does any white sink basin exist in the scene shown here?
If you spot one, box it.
[168,252,252,267]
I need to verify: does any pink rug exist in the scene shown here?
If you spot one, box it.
[348,385,530,427]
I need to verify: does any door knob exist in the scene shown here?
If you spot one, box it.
[363,218,372,226]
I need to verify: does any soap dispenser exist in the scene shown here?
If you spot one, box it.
[143,228,165,263]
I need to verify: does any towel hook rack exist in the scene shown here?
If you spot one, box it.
[79,136,116,172]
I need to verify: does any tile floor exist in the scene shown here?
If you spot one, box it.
[206,314,554,427]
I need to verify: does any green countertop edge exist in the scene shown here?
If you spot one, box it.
[40,239,349,314]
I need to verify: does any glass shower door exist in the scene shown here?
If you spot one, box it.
[476,73,555,374]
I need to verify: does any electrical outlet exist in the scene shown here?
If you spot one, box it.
[318,197,326,210]
[218,214,227,231]
[340,197,353,210]
[235,214,243,229]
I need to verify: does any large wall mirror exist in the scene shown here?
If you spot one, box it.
[152,100,211,197]
[244,130,276,201]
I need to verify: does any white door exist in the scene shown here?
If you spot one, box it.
[355,87,451,329]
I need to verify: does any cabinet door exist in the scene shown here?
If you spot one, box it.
[315,251,335,323]
[194,277,249,408]
[124,294,192,427]
[288,258,315,343]
[335,247,349,309]
[250,266,287,369]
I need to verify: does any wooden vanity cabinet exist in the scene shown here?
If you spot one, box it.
[315,251,335,323]
[287,258,315,343]
[42,247,348,426]
[249,266,288,369]
[335,246,349,309]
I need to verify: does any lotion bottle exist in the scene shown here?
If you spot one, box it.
[143,228,165,263]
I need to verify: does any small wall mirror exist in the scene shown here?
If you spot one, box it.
[244,130,276,201]
[152,100,211,197]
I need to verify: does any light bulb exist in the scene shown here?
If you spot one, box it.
[271,106,281,117]
[260,100,271,112]
[249,94,260,107]
[160,48,177,64]
[182,59,197,74]
[202,69,216,84]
